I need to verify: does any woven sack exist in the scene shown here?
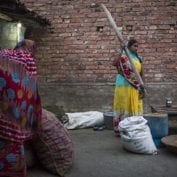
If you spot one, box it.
[33,109,74,176]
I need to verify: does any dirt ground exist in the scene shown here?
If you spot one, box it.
[29,128,177,177]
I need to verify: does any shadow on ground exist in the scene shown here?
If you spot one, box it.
[29,129,177,177]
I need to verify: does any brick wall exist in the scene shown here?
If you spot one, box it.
[21,0,177,114]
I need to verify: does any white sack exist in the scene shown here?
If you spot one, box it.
[64,111,104,129]
[118,116,157,154]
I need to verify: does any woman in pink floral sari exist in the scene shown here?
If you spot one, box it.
[0,39,42,177]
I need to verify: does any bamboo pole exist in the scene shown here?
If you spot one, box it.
[101,4,145,89]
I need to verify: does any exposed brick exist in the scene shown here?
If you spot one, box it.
[20,0,177,111]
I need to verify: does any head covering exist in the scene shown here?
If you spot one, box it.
[14,39,36,54]
[0,39,37,78]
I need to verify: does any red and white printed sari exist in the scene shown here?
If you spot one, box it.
[0,41,42,177]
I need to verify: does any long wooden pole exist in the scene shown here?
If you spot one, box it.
[101,4,145,88]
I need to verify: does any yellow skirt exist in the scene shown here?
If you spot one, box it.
[113,86,143,135]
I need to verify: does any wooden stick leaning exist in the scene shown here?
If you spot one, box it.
[101,4,145,90]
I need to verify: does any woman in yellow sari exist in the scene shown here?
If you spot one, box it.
[113,39,144,136]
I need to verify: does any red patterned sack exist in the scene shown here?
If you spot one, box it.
[33,109,74,176]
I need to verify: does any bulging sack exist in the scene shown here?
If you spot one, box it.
[118,116,157,154]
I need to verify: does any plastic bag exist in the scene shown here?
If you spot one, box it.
[64,111,104,129]
[118,116,157,154]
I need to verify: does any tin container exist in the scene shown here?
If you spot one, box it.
[166,98,172,107]
[103,112,114,130]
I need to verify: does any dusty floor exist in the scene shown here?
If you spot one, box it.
[29,128,177,177]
